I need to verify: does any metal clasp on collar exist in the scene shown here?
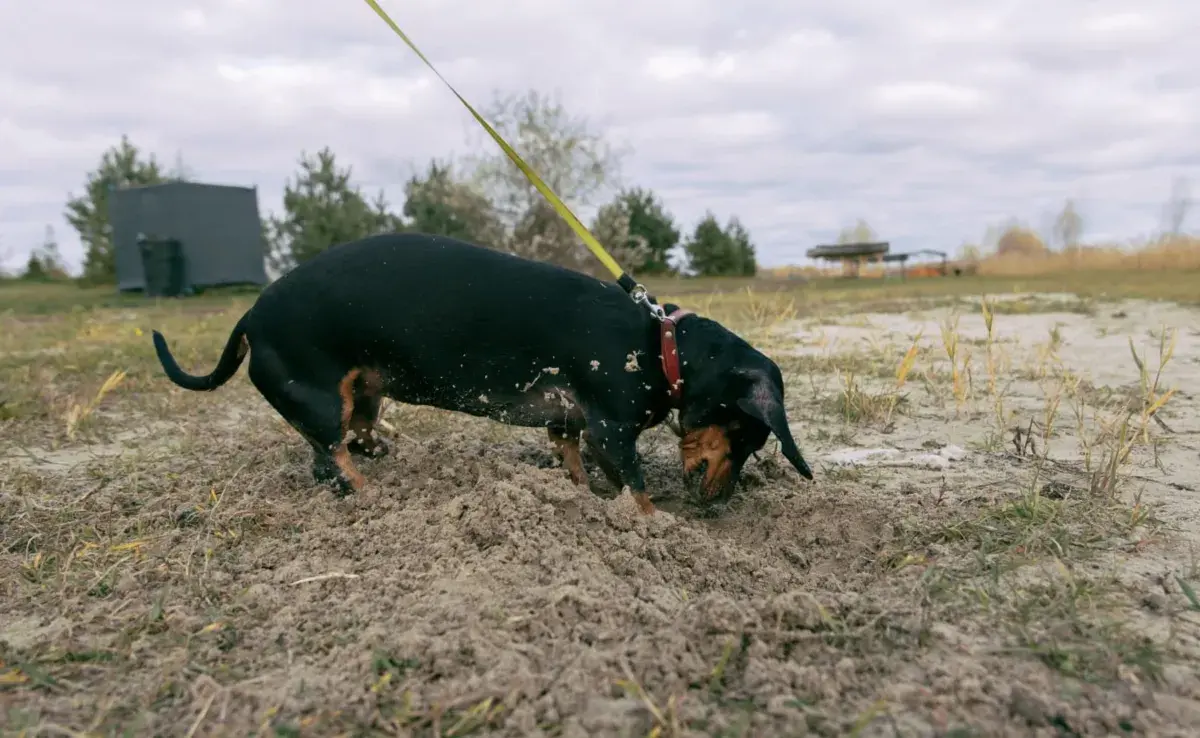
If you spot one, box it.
[629,283,667,322]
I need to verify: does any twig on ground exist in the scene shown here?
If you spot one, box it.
[289,572,361,586]
[30,724,92,738]
[184,690,218,738]
[1151,413,1174,433]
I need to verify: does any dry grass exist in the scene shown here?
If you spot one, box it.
[759,234,1200,283]
[2,271,1200,736]
[978,236,1200,277]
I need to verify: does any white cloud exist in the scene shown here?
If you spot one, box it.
[869,81,990,116]
[1081,11,1159,38]
[2,0,1199,274]
[643,49,728,82]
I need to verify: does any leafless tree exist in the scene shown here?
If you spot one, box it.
[1161,176,1191,238]
[466,89,632,275]
[836,218,877,244]
[1053,199,1083,250]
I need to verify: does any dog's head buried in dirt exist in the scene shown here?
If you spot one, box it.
[664,305,814,503]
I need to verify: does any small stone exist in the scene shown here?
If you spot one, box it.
[766,694,803,716]
[1009,685,1046,725]
[175,505,204,528]
[834,657,855,680]
[1142,592,1169,612]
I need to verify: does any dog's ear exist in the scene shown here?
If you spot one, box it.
[735,373,814,481]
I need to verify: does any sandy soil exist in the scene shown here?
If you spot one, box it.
[2,293,1200,737]
[789,295,1200,541]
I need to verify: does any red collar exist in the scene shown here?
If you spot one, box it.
[660,308,693,406]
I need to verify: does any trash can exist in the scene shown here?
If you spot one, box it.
[138,235,188,297]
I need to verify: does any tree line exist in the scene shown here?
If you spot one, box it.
[17,89,759,285]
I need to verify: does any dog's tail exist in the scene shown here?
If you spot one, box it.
[152,314,250,392]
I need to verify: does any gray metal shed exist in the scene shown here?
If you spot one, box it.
[110,181,268,292]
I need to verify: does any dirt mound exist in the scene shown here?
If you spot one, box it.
[253,442,859,735]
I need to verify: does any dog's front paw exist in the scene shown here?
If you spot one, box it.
[328,476,357,497]
[312,455,340,483]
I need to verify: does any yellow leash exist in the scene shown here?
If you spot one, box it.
[359,0,663,317]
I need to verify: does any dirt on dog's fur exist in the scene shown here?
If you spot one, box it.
[2,291,1200,737]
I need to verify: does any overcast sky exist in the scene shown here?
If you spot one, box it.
[3,0,1198,274]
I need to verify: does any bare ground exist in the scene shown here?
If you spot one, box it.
[2,290,1199,737]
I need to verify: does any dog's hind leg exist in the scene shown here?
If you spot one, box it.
[547,425,587,486]
[247,349,365,496]
[345,369,390,459]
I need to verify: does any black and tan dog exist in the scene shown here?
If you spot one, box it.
[151,232,813,513]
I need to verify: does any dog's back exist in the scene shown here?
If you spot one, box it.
[247,232,649,370]
[235,232,664,429]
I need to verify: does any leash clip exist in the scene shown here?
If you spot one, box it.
[629,283,667,322]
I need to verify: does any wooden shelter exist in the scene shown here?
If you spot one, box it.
[806,241,890,278]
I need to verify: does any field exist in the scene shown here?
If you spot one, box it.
[2,269,1200,737]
